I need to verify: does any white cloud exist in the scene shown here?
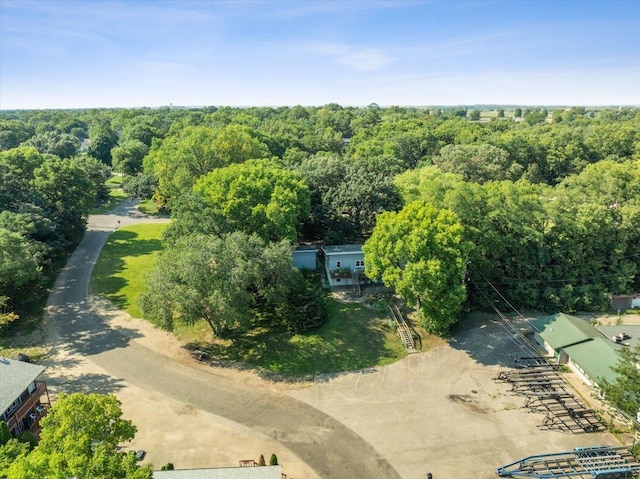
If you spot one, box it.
[309,43,391,71]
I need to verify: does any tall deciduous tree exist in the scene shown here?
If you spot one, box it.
[24,131,79,159]
[5,393,152,479]
[143,125,270,205]
[87,126,118,165]
[140,232,297,337]
[433,144,522,183]
[111,139,149,176]
[363,202,472,335]
[193,159,310,242]
[31,157,96,243]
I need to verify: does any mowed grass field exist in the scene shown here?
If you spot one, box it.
[91,223,408,375]
[91,175,128,214]
[189,300,408,375]
[91,223,167,318]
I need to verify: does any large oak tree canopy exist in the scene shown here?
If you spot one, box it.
[363,202,472,335]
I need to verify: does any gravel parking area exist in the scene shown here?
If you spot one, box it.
[288,316,619,479]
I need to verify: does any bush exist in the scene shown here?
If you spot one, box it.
[161,462,174,471]
[122,173,158,200]
[276,272,328,334]
[17,431,36,449]
[270,453,278,466]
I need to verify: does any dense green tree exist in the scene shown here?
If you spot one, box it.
[32,157,96,243]
[601,344,640,417]
[193,159,310,242]
[467,109,481,121]
[87,126,118,165]
[24,131,79,159]
[272,271,328,333]
[119,115,166,146]
[323,160,402,237]
[72,154,111,201]
[0,438,30,477]
[0,120,35,151]
[111,139,149,176]
[140,232,297,337]
[0,228,40,294]
[433,144,523,183]
[122,173,158,200]
[5,393,152,479]
[364,202,472,335]
[144,125,270,205]
[0,147,44,210]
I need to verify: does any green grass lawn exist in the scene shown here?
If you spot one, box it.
[91,175,128,214]
[91,223,409,376]
[185,300,408,376]
[106,175,123,187]
[138,198,161,215]
[91,223,168,318]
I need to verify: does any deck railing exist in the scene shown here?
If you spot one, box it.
[5,381,49,435]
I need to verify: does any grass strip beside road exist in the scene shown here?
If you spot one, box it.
[91,175,128,214]
[91,223,168,319]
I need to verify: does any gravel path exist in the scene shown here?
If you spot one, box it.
[42,199,401,479]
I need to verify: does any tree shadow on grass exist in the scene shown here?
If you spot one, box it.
[184,303,403,383]
[92,229,164,310]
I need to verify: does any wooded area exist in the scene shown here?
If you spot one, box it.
[1,105,638,336]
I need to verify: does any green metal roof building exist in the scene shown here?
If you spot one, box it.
[529,313,621,387]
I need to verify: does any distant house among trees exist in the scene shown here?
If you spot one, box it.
[0,356,51,439]
[610,293,640,311]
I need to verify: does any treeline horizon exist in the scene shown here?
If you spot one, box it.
[1,104,639,334]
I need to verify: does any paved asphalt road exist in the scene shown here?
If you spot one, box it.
[45,199,402,479]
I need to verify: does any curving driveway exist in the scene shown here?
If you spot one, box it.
[43,199,402,479]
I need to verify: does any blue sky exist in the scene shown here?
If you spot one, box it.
[1,0,639,109]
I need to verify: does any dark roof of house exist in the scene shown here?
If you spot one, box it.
[0,357,46,414]
[530,313,599,350]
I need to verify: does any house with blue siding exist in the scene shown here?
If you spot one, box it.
[292,245,318,270]
[321,244,366,288]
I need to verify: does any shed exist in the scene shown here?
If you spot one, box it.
[611,293,640,310]
[529,313,624,388]
[292,245,318,270]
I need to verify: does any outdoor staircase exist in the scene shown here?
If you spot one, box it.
[389,303,416,352]
[351,270,361,296]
